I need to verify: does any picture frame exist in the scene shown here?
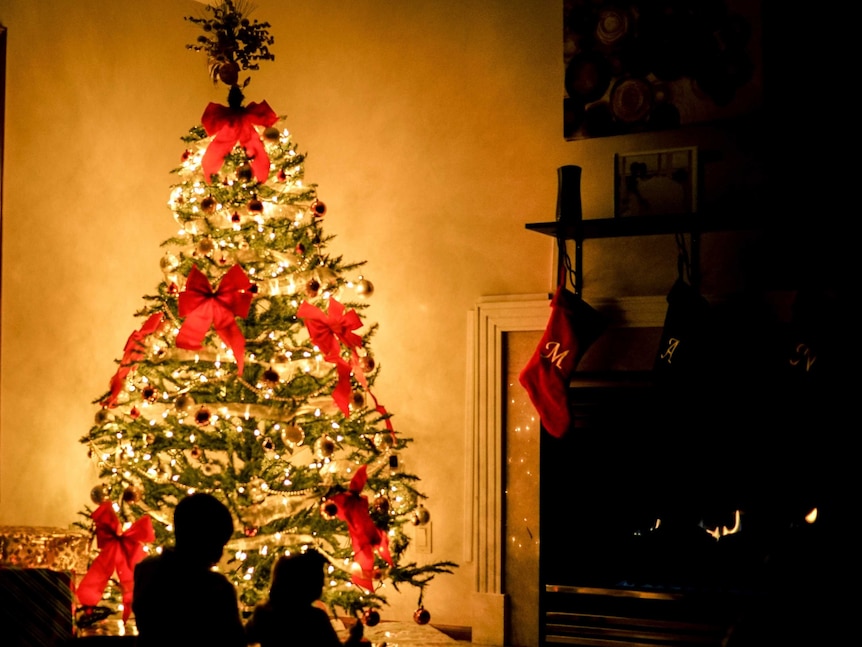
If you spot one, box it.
[614,147,698,218]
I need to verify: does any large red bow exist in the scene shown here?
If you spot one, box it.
[297,298,364,415]
[201,100,278,183]
[76,501,154,622]
[104,312,165,408]
[329,465,392,592]
[177,264,254,375]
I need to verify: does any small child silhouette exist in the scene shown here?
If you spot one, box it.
[132,492,246,647]
[246,548,365,647]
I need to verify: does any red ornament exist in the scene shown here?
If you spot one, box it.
[244,526,258,537]
[122,486,142,504]
[311,199,327,217]
[320,500,339,520]
[277,169,287,181]
[305,278,320,298]
[217,61,239,86]
[130,407,141,419]
[194,407,211,426]
[362,609,381,627]
[200,196,217,213]
[413,607,431,625]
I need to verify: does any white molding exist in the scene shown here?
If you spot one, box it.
[467,295,550,645]
[466,293,666,645]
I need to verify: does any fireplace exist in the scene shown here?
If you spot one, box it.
[538,309,849,645]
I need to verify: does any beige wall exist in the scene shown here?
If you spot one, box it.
[0,0,767,632]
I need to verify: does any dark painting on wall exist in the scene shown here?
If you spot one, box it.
[563,1,762,141]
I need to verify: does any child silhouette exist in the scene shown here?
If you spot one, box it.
[246,548,365,646]
[132,492,246,647]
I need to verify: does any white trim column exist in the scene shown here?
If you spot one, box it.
[467,295,550,645]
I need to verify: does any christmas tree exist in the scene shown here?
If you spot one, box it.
[76,0,455,629]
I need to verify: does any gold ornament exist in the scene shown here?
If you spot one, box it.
[94,409,112,425]
[314,436,336,459]
[411,505,431,526]
[175,394,195,412]
[237,164,253,182]
[247,477,268,504]
[358,355,375,372]
[263,126,280,141]
[90,485,107,504]
[355,279,374,297]
[160,253,180,273]
[350,390,366,410]
[373,432,393,451]
[280,424,305,446]
[196,238,216,256]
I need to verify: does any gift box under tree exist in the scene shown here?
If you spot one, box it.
[0,525,91,646]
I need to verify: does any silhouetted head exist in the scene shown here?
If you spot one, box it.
[269,548,327,606]
[173,492,234,566]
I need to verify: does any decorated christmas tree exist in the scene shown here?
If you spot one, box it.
[75,0,455,630]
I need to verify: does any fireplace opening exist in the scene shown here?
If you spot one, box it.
[539,371,849,645]
[542,375,838,590]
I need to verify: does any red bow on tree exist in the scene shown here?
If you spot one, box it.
[77,501,155,622]
[297,298,364,415]
[329,465,392,592]
[103,312,165,408]
[201,100,278,183]
[176,264,254,375]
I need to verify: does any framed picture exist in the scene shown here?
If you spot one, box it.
[614,147,697,218]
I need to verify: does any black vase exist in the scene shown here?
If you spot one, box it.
[556,165,583,224]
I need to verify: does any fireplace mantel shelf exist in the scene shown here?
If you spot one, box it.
[525,212,763,241]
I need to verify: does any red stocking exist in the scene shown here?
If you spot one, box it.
[519,286,605,437]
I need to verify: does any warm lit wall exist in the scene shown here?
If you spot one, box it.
[0,0,770,632]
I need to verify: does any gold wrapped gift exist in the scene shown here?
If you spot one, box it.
[0,525,91,573]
